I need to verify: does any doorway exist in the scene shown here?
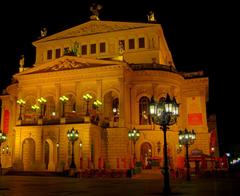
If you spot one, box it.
[22,138,35,170]
[44,141,49,170]
[141,142,152,169]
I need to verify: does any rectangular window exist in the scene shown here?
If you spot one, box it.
[90,44,96,54]
[99,42,106,53]
[47,50,52,60]
[139,37,145,48]
[55,48,61,58]
[81,45,87,55]
[128,39,135,49]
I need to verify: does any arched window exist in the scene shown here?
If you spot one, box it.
[24,96,36,116]
[65,94,76,113]
[112,98,119,122]
[45,96,55,118]
[139,96,151,125]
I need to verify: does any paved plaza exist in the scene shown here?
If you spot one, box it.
[0,173,240,196]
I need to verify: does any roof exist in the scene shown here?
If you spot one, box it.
[33,20,159,44]
[14,55,125,77]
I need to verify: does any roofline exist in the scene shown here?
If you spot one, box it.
[33,20,160,45]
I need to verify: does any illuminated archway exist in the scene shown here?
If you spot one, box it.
[44,138,55,171]
[140,142,152,169]
[22,138,35,170]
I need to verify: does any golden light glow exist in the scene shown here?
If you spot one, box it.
[59,95,69,102]
[37,97,47,103]
[83,93,93,100]
[17,98,26,105]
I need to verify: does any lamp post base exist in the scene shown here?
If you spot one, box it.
[163,185,171,195]
[68,168,76,177]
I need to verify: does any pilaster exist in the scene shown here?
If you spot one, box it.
[55,83,61,117]
[118,77,125,127]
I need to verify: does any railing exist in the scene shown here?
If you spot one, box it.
[129,63,177,72]
[19,113,120,127]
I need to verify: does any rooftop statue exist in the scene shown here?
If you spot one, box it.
[40,27,47,37]
[147,11,156,23]
[19,55,25,68]
[90,3,102,20]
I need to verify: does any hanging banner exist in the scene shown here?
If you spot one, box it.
[187,96,203,126]
[188,113,203,125]
[3,109,10,133]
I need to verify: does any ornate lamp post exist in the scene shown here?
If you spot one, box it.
[31,104,40,120]
[0,130,7,175]
[37,97,47,119]
[93,99,102,109]
[178,129,196,181]
[149,93,179,194]
[67,127,79,169]
[17,98,26,120]
[128,128,140,163]
[59,95,69,117]
[83,93,93,116]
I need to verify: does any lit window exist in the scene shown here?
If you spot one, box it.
[139,96,151,125]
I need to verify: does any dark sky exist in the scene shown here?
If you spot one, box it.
[0,1,236,151]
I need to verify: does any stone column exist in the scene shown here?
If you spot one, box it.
[96,79,102,102]
[129,85,137,126]
[75,81,81,113]
[96,79,103,120]
[55,83,61,118]
[118,77,125,127]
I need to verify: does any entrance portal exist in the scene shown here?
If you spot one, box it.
[22,138,35,170]
[141,142,152,169]
[44,141,50,169]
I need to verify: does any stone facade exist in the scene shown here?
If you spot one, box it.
[0,20,209,171]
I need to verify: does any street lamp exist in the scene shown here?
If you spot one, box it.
[31,104,40,121]
[0,130,7,175]
[93,99,102,109]
[128,128,140,163]
[37,97,47,119]
[178,129,196,181]
[149,93,179,194]
[59,95,69,117]
[67,127,79,169]
[83,93,93,116]
[17,98,26,120]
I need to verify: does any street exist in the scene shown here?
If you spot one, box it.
[0,175,240,196]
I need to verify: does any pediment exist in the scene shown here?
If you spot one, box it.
[33,20,158,43]
[14,56,122,77]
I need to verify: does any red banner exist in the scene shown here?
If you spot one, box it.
[188,113,203,125]
[3,109,10,133]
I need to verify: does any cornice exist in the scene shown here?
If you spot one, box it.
[33,20,159,44]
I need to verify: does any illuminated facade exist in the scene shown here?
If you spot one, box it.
[0,19,209,171]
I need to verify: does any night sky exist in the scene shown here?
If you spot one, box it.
[0,1,236,152]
